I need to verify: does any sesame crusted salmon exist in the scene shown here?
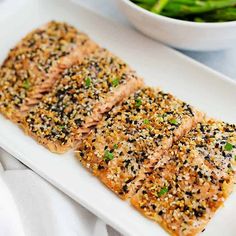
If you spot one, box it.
[76,87,204,199]
[131,119,236,236]
[21,48,143,153]
[0,21,98,122]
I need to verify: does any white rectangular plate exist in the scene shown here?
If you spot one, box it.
[0,0,235,235]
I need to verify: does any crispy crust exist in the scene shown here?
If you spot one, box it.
[0,21,98,123]
[131,119,236,236]
[131,195,212,236]
[81,73,144,130]
[77,87,204,199]
[21,48,144,153]
[21,33,98,113]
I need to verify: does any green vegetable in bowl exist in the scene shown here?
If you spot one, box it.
[152,0,169,13]
[130,0,236,22]
[199,7,236,21]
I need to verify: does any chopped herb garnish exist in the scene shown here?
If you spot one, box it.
[224,142,233,151]
[158,187,168,196]
[104,150,114,161]
[112,78,119,87]
[59,125,65,129]
[85,77,91,88]
[234,155,236,161]
[143,119,150,125]
[113,144,118,149]
[157,113,166,122]
[169,119,178,125]
[158,116,164,122]
[135,98,142,107]
[22,79,30,90]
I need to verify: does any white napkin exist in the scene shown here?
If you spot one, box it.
[0,171,25,236]
[0,149,121,236]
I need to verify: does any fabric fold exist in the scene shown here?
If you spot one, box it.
[0,148,121,236]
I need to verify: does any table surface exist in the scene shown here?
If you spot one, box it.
[74,0,236,81]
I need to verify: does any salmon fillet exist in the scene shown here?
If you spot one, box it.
[76,87,204,199]
[131,119,236,236]
[0,21,97,122]
[21,48,143,153]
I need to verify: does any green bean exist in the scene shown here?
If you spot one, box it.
[136,3,152,10]
[160,0,236,17]
[132,0,156,5]
[151,0,169,13]
[199,7,236,21]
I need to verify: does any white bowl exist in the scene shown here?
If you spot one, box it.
[116,0,236,51]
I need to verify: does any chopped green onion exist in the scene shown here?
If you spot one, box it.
[112,78,119,87]
[22,79,30,90]
[113,144,118,149]
[157,114,165,122]
[158,186,168,196]
[169,118,178,125]
[135,98,142,107]
[59,125,65,129]
[224,142,233,151]
[234,155,236,161]
[157,113,167,117]
[143,119,150,125]
[104,150,114,161]
[85,77,91,88]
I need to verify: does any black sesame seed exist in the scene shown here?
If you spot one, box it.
[183,205,189,211]
[98,165,104,170]
[197,171,203,178]
[151,204,156,210]
[122,185,128,193]
[80,152,84,157]
[185,191,192,196]
[158,210,163,216]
